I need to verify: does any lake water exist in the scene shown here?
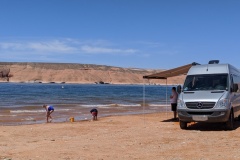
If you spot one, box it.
[0,83,174,125]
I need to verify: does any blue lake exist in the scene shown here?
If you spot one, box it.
[0,83,174,125]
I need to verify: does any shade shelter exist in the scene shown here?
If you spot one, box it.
[142,62,199,118]
[143,62,199,80]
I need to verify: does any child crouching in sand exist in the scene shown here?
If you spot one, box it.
[90,108,98,121]
[43,104,54,123]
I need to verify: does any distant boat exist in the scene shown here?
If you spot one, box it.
[95,81,106,84]
[62,86,64,89]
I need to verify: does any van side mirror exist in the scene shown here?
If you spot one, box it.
[232,83,239,92]
[177,85,182,94]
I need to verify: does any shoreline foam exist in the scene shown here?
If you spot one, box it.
[0,106,171,126]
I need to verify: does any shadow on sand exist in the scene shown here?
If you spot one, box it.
[186,120,240,131]
[161,118,179,122]
[162,118,240,131]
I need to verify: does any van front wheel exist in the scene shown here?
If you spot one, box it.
[179,121,187,129]
[226,110,234,130]
[238,115,240,121]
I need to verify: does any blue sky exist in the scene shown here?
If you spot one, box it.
[1,0,240,69]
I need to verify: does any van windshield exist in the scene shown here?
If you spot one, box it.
[183,74,228,91]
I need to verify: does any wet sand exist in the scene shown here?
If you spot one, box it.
[0,105,170,125]
[1,112,240,160]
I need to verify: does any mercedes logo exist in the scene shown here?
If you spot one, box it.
[197,102,203,109]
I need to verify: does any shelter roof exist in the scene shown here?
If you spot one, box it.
[143,62,199,79]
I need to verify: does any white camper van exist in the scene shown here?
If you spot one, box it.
[177,60,240,130]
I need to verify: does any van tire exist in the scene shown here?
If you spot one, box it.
[226,110,234,130]
[238,115,240,121]
[180,121,187,129]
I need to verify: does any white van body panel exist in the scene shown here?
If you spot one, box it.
[182,91,225,102]
[187,64,229,75]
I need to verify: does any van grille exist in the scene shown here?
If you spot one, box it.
[185,102,216,109]
[187,112,213,115]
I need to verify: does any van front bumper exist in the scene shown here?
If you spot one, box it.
[177,109,230,123]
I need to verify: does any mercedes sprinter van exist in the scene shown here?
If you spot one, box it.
[177,60,240,130]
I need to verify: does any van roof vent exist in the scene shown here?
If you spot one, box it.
[208,60,219,64]
[192,62,200,66]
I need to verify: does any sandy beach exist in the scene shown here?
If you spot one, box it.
[1,112,240,160]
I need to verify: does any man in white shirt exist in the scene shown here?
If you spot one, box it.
[170,87,178,119]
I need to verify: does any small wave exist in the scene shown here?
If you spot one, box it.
[116,104,141,107]
[80,103,142,108]
[10,109,72,113]
[57,109,73,111]
[0,114,17,117]
[10,110,45,113]
[22,117,36,121]
[148,104,170,107]
[80,104,114,108]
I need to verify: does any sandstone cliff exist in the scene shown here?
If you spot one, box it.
[0,62,185,85]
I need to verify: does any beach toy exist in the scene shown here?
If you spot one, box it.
[69,117,74,122]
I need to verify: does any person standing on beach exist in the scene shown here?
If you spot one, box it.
[90,108,98,121]
[170,87,178,120]
[43,104,54,123]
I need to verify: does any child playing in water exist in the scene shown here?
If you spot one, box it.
[90,108,98,121]
[43,104,54,123]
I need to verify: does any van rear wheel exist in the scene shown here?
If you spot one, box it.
[226,110,234,130]
[179,120,187,129]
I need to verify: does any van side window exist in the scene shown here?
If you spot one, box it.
[232,74,240,92]
[230,75,234,92]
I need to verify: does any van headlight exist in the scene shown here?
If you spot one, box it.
[216,98,229,108]
[177,99,186,109]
